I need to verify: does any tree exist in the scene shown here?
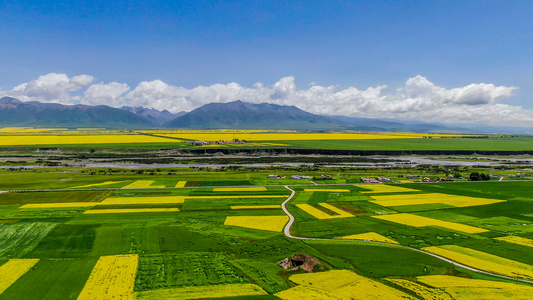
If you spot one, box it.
[469,172,481,181]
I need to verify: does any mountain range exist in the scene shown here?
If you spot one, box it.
[0,96,527,133]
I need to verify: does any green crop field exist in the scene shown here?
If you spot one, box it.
[0,162,532,299]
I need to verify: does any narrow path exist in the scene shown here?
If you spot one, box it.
[280,185,533,285]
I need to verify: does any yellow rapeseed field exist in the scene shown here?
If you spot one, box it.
[385,278,452,300]
[159,131,470,142]
[84,208,180,214]
[175,181,187,188]
[224,216,289,232]
[77,254,138,300]
[72,181,126,189]
[0,259,40,295]
[369,193,505,208]
[422,245,533,280]
[275,270,414,300]
[296,203,354,219]
[372,213,488,234]
[337,232,398,244]
[359,185,420,193]
[213,187,268,192]
[0,134,177,146]
[231,205,280,209]
[121,180,165,189]
[20,194,285,209]
[494,235,533,248]
[99,196,185,205]
[136,283,268,299]
[185,195,285,199]
[303,189,351,192]
[20,202,96,208]
[0,127,67,133]
[417,275,533,300]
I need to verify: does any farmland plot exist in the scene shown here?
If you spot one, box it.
[373,213,488,234]
[0,222,56,258]
[0,259,39,295]
[77,254,138,300]
[275,269,415,299]
[136,252,244,291]
[417,275,533,299]
[422,245,533,280]
[136,283,267,299]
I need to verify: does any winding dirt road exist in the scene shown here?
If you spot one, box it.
[280,186,533,285]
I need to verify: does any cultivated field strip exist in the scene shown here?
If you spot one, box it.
[136,283,268,299]
[373,213,489,234]
[83,208,180,214]
[303,189,351,192]
[337,232,399,244]
[494,235,533,247]
[369,193,506,208]
[174,181,187,188]
[212,187,268,192]
[416,275,533,299]
[0,135,177,146]
[121,180,165,189]
[0,259,39,295]
[359,185,420,193]
[385,278,452,300]
[77,254,138,300]
[72,181,127,189]
[423,245,533,280]
[296,203,354,219]
[275,270,415,299]
[230,205,280,209]
[224,216,289,232]
[19,194,288,209]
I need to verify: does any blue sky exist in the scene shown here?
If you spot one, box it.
[1,1,532,126]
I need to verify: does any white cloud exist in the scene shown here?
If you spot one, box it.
[7,73,95,103]
[4,73,531,127]
[82,82,130,107]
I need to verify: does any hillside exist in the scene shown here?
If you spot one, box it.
[0,97,156,128]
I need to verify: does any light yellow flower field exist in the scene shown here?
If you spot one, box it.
[136,283,268,299]
[369,193,505,208]
[121,180,166,189]
[213,187,268,192]
[422,245,533,280]
[224,216,289,232]
[0,259,40,295]
[359,185,420,193]
[385,278,452,300]
[83,208,180,214]
[417,275,533,299]
[231,205,280,209]
[71,181,126,189]
[337,232,398,244]
[372,213,488,234]
[494,235,533,248]
[77,254,138,300]
[175,181,187,187]
[296,203,354,219]
[275,270,414,299]
[303,189,351,192]
[0,134,178,146]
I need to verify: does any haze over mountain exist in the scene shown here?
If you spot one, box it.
[121,106,184,125]
[164,100,465,132]
[2,96,529,133]
[0,97,156,128]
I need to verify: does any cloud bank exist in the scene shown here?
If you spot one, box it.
[2,73,530,127]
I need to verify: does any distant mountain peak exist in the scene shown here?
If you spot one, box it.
[164,101,337,129]
[0,97,156,128]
